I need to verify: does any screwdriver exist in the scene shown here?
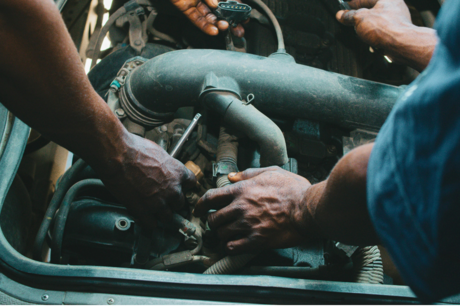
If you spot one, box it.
[168,113,202,158]
[338,0,351,10]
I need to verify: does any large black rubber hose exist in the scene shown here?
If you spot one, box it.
[32,159,87,261]
[125,49,403,131]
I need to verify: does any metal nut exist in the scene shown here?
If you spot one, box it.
[107,298,115,305]
[115,218,131,231]
[41,294,49,301]
[115,108,125,117]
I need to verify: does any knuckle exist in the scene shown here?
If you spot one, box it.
[233,204,246,216]
[238,218,252,230]
[250,232,265,244]
[241,169,251,178]
[232,182,245,195]
[354,8,368,19]
[201,189,215,203]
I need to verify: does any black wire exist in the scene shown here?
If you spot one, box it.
[32,159,87,261]
[50,179,105,264]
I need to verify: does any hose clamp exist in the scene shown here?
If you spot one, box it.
[212,161,239,178]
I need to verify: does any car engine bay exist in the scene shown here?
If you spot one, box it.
[0,0,443,299]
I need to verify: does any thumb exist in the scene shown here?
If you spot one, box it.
[336,10,357,26]
[228,166,281,183]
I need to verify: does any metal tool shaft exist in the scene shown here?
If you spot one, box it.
[169,113,202,158]
[338,0,351,10]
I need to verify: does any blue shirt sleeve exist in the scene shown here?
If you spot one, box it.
[367,0,460,302]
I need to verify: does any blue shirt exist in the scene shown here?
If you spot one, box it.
[367,0,460,302]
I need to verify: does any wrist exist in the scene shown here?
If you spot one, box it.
[290,182,324,240]
[89,123,131,177]
[383,23,437,71]
[74,100,132,176]
[379,21,416,50]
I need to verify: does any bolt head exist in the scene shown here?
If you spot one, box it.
[115,108,125,117]
[327,145,336,154]
[107,298,115,305]
[41,294,49,301]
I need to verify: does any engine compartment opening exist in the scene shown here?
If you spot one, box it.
[0,0,442,303]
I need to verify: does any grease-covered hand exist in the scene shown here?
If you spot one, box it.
[336,0,412,49]
[169,0,246,37]
[194,167,314,254]
[336,0,437,71]
[96,133,197,230]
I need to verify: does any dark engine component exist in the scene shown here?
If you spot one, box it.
[63,199,139,266]
[62,198,183,266]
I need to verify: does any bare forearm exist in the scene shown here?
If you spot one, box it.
[0,0,128,172]
[302,144,379,245]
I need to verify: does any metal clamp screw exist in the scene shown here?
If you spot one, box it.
[41,294,49,301]
[244,93,255,105]
[107,298,115,305]
[327,145,336,154]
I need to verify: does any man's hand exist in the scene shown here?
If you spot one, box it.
[336,0,437,71]
[194,167,314,254]
[169,0,245,37]
[96,133,197,230]
[336,0,412,49]
[0,0,197,230]
[194,144,380,255]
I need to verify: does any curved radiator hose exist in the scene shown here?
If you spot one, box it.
[352,245,384,284]
[204,254,257,274]
[203,93,288,167]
